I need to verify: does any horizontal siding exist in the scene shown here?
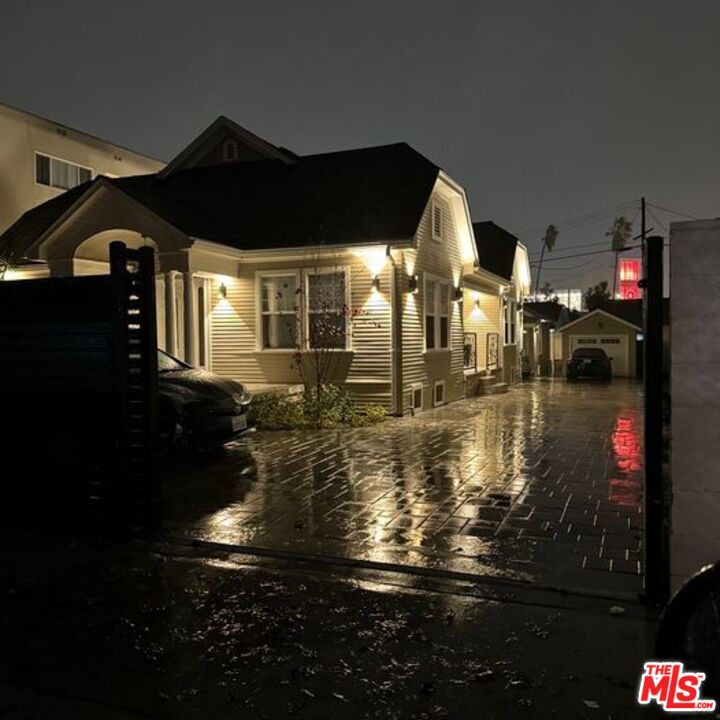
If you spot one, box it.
[209,253,392,405]
[400,194,465,412]
[463,290,502,371]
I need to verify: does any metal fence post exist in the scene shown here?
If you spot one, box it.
[644,235,669,603]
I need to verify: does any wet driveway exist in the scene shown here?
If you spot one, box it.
[163,379,644,594]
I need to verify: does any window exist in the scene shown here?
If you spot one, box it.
[222,138,239,162]
[260,274,299,349]
[504,299,517,345]
[411,383,424,413]
[432,202,443,241]
[307,270,347,349]
[425,279,436,349]
[425,276,451,350]
[433,380,446,407]
[35,152,92,190]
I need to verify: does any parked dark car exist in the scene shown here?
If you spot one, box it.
[566,347,612,381]
[157,350,251,448]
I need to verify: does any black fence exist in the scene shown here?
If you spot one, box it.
[0,242,158,530]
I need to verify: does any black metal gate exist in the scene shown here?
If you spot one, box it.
[0,242,158,530]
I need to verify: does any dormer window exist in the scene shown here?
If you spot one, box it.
[432,202,443,241]
[222,138,239,162]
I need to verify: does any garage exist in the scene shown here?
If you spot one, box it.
[558,307,641,378]
[569,335,629,376]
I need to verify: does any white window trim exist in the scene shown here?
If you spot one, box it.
[410,382,424,414]
[431,200,443,241]
[34,151,93,190]
[303,266,352,351]
[423,272,452,352]
[255,269,302,352]
[433,380,446,407]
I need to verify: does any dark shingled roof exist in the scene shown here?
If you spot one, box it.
[472,221,518,281]
[0,143,439,260]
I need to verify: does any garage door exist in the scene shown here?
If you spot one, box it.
[570,335,630,377]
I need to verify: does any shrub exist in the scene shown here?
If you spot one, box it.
[249,385,388,430]
[249,392,304,430]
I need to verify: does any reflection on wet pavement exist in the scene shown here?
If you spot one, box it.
[163,379,644,593]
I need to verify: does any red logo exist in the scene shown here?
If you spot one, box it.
[638,662,716,712]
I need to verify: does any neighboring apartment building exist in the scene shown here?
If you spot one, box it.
[0,101,164,234]
[0,114,530,414]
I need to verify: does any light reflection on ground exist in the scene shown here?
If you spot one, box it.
[163,379,644,593]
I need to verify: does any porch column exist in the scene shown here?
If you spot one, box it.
[183,272,197,366]
[164,270,177,357]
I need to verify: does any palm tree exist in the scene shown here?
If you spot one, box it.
[534,224,558,294]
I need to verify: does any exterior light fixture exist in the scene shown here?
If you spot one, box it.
[371,275,381,293]
[407,275,419,294]
[219,282,227,298]
[453,286,463,302]
[474,299,481,310]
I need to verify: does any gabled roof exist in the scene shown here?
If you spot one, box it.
[0,142,440,261]
[558,307,642,332]
[472,221,518,281]
[159,115,295,177]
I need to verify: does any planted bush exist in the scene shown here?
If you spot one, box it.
[250,385,387,430]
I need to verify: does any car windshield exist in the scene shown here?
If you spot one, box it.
[573,348,608,359]
[157,350,188,373]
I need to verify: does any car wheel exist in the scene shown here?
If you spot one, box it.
[157,406,186,454]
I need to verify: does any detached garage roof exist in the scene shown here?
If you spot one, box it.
[559,307,642,332]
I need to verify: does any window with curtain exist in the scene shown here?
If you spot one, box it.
[35,153,92,190]
[307,270,347,349]
[260,275,299,349]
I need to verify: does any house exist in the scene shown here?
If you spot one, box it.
[522,300,576,376]
[0,115,530,415]
[0,101,164,236]
[554,300,647,378]
[465,221,531,388]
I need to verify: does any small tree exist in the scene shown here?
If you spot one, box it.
[584,280,612,311]
[278,252,380,428]
[538,281,558,302]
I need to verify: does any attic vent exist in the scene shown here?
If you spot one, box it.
[222,138,239,162]
[432,202,443,241]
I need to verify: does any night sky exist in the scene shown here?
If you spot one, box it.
[2,0,718,290]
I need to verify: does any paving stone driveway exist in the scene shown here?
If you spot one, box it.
[163,379,644,594]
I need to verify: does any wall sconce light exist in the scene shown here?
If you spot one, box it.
[371,275,381,293]
[219,282,227,298]
[407,275,418,294]
[453,286,463,302]
[474,299,481,310]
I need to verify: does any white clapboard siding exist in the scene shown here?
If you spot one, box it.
[209,253,393,408]
[401,194,466,412]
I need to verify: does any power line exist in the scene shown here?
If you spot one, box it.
[646,207,668,233]
[647,202,700,221]
[516,200,638,240]
[529,244,641,266]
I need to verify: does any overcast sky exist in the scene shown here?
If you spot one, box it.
[2,0,718,290]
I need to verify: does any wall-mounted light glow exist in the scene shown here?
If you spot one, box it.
[371,275,381,293]
[453,286,463,302]
[219,282,227,298]
[408,275,418,294]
